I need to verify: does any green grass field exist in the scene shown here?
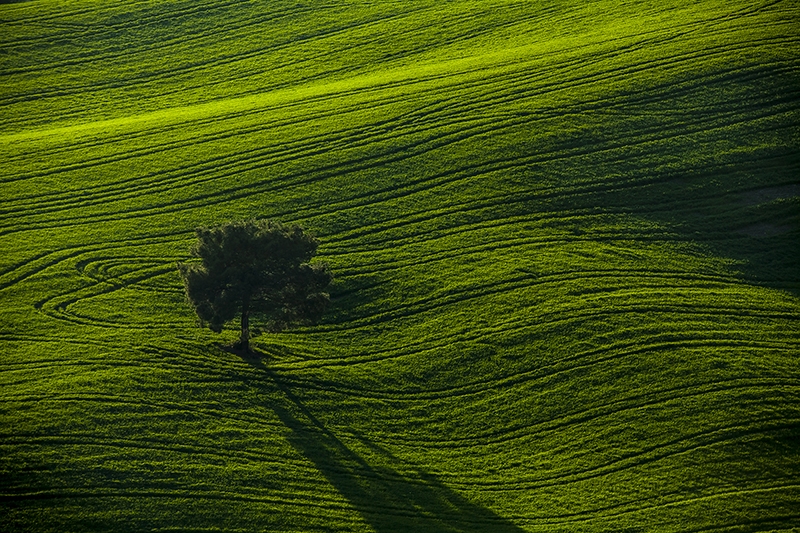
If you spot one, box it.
[1,0,799,531]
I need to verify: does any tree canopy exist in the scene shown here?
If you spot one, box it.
[177,219,332,352]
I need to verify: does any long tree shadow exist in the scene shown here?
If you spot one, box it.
[258,366,526,533]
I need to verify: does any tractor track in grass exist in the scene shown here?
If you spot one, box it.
[9,387,794,505]
[410,422,800,491]
[0,486,358,515]
[3,35,792,200]
[353,380,800,449]
[0,0,250,33]
[268,308,794,373]
[29,243,800,330]
[0,0,788,102]
[0,393,289,432]
[10,51,792,215]
[3,22,792,134]
[2,1,799,530]
[2,8,794,131]
[276,339,799,399]
[0,4,427,99]
[304,277,799,335]
[0,232,187,291]
[516,484,800,525]
[318,306,792,361]
[0,3,317,74]
[2,89,795,238]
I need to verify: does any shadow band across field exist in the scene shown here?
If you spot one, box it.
[243,355,524,532]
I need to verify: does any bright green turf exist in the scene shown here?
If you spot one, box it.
[1,0,799,531]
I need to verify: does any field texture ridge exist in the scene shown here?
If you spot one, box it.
[1,0,799,531]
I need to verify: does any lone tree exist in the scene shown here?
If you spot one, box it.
[177,219,332,352]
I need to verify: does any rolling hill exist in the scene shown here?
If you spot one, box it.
[1,0,799,531]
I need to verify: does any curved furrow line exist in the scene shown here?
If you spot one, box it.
[320,286,799,335]
[445,12,792,107]
[366,380,800,448]
[25,264,610,329]
[34,283,190,330]
[0,57,497,186]
[0,393,288,430]
[1,33,533,149]
[0,81,417,188]
[0,93,379,187]
[330,232,718,279]
[315,139,799,259]
[0,343,256,381]
[441,29,798,128]
[624,0,791,53]
[0,0,250,35]
[0,359,226,384]
[0,232,187,292]
[518,483,800,525]
[3,12,784,134]
[317,186,669,260]
[316,176,781,263]
[287,299,799,369]
[6,335,190,355]
[1,1,545,86]
[383,32,799,138]
[325,214,733,275]
[0,431,466,500]
[31,294,770,383]
[0,3,116,28]
[682,515,800,533]
[0,485,490,526]
[553,63,799,124]
[76,256,181,284]
[0,109,545,226]
[11,406,791,510]
[0,435,303,470]
[77,263,179,294]
[308,111,796,240]
[0,111,557,235]
[0,2,310,74]
[278,338,797,401]
[0,100,489,217]
[377,23,738,121]
[0,6,436,110]
[294,329,796,384]
[0,345,238,373]
[427,418,800,491]
[314,141,724,243]
[0,436,331,485]
[315,106,798,250]
[0,486,356,515]
[0,79,764,239]
[268,319,790,384]
[21,252,188,328]
[311,303,789,370]
[124,276,185,295]
[499,35,799,122]
[0,248,88,292]
[345,266,761,326]
[1,78,528,207]
[0,43,618,187]
[1,28,788,185]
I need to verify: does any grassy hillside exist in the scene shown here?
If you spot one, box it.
[1,0,799,531]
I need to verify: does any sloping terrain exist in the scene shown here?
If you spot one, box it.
[1,1,799,531]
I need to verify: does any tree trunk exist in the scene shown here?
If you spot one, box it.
[240,298,250,352]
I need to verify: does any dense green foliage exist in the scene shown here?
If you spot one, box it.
[178,219,332,351]
[1,0,798,531]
